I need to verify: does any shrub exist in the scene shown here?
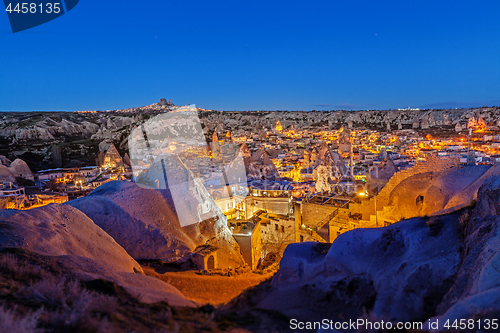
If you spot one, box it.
[0,305,43,333]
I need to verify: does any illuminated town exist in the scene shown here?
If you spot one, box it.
[2,102,500,331]
[2,0,500,330]
[2,104,500,270]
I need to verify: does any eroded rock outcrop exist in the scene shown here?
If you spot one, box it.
[228,212,462,325]
[0,204,194,306]
[228,174,500,332]
[69,180,244,269]
[381,164,500,221]
[0,158,33,182]
[429,175,500,330]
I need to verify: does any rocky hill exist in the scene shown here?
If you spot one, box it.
[0,204,195,307]
[1,105,499,171]
[0,111,140,170]
[69,181,244,268]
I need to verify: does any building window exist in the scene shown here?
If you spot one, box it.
[275,224,278,231]
[281,226,285,233]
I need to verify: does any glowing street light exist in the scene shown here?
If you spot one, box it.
[358,190,378,227]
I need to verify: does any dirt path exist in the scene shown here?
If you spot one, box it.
[142,267,274,305]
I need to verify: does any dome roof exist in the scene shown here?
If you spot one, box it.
[9,159,33,178]
[0,164,14,180]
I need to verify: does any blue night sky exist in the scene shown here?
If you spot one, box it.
[1,1,499,111]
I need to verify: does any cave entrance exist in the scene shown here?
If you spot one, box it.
[207,255,215,270]
[416,195,424,205]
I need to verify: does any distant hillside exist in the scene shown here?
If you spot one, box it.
[1,105,499,171]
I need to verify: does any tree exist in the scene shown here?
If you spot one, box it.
[15,177,34,187]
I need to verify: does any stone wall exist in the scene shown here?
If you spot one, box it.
[301,202,337,227]
[374,156,460,209]
[248,197,291,216]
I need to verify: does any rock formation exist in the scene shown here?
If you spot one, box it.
[412,116,420,129]
[442,114,451,125]
[0,158,33,182]
[428,113,436,127]
[227,174,500,330]
[467,116,477,128]
[70,180,244,269]
[421,115,430,129]
[366,156,397,194]
[0,204,194,306]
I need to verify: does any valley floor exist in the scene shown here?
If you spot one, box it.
[142,266,275,305]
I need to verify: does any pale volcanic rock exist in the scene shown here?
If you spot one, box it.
[443,163,500,212]
[384,165,493,221]
[366,156,397,194]
[442,114,452,125]
[9,159,34,180]
[0,164,14,182]
[230,213,462,324]
[98,139,114,152]
[0,204,195,306]
[10,118,101,141]
[0,204,141,273]
[428,113,436,127]
[0,158,33,182]
[412,116,420,129]
[468,174,500,219]
[421,115,430,129]
[429,176,500,330]
[0,155,11,166]
[15,126,55,141]
[224,118,240,128]
[69,180,244,268]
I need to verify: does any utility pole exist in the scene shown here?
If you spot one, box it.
[467,128,473,165]
[350,131,354,177]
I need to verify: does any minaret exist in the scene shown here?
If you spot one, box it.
[212,131,220,157]
[350,133,354,177]
[467,128,473,165]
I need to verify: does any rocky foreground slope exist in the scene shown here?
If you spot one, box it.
[69,181,244,268]
[0,204,195,307]
[2,162,500,331]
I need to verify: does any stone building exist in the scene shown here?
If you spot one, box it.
[192,245,219,270]
[100,144,123,169]
[232,221,262,270]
